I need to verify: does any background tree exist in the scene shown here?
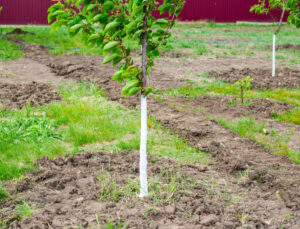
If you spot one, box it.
[48,0,185,197]
[251,0,300,77]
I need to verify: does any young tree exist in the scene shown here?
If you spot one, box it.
[251,0,300,77]
[48,0,185,197]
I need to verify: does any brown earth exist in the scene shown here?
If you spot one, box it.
[2,150,299,228]
[0,82,61,109]
[210,68,300,89]
[1,40,300,228]
[266,44,300,51]
[40,52,300,212]
[7,28,34,35]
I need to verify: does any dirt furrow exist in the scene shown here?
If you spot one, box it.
[12,44,300,227]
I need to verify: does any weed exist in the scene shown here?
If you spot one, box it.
[148,168,193,204]
[0,36,23,60]
[0,181,11,203]
[16,201,32,221]
[196,45,210,55]
[234,76,253,104]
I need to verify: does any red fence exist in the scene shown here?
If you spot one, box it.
[0,0,286,25]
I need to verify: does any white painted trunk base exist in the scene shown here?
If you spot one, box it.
[139,95,148,197]
[272,34,276,77]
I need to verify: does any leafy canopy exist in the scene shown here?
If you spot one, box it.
[48,0,185,96]
[235,76,253,90]
[251,0,300,28]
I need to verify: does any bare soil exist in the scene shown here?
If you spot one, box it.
[0,82,61,109]
[2,150,299,228]
[210,68,300,89]
[7,28,34,35]
[1,41,300,228]
[266,44,300,51]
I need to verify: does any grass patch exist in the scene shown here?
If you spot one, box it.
[0,36,23,60]
[217,116,300,164]
[0,82,208,181]
[165,81,300,125]
[277,108,300,125]
[97,167,193,205]
[2,27,103,56]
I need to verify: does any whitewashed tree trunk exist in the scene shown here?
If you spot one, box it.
[272,34,276,77]
[139,3,149,198]
[139,95,148,197]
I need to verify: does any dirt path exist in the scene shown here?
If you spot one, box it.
[2,151,298,228]
[2,42,300,228]
[0,58,66,109]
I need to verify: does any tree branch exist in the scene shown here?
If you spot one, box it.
[274,0,286,35]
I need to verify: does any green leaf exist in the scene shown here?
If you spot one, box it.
[70,24,83,33]
[103,53,118,65]
[76,0,84,7]
[52,10,66,16]
[103,41,120,52]
[112,70,124,82]
[99,13,109,24]
[152,50,160,58]
[103,1,114,12]
[88,33,101,41]
[86,4,98,12]
[121,79,140,95]
[127,87,140,96]
[104,21,120,34]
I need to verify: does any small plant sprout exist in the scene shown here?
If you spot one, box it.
[234,76,253,104]
[48,0,185,197]
[251,0,300,77]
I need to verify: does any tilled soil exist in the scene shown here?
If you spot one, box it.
[7,28,34,35]
[266,44,300,51]
[210,68,300,89]
[2,41,300,228]
[44,54,300,212]
[0,81,61,109]
[2,151,299,228]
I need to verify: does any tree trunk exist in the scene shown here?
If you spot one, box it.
[272,34,276,77]
[139,3,149,198]
[241,86,244,104]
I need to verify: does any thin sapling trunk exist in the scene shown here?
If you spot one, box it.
[139,4,149,198]
[272,0,286,77]
[241,86,244,104]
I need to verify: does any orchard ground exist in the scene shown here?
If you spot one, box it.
[0,22,300,228]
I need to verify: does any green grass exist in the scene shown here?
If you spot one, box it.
[0,82,208,181]
[165,81,300,125]
[2,27,103,56]
[0,36,23,60]
[2,22,299,60]
[217,116,300,164]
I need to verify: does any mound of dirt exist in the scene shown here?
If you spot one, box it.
[169,95,293,119]
[0,151,242,228]
[47,56,186,90]
[7,28,34,35]
[266,44,300,51]
[0,81,61,109]
[210,68,300,89]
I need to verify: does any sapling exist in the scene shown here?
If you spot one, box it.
[234,76,253,104]
[48,0,185,197]
[251,0,300,77]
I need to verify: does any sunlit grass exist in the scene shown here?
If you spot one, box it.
[165,81,300,126]
[217,116,300,164]
[0,82,208,181]
[0,36,23,60]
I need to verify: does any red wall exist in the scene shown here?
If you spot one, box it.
[0,0,286,25]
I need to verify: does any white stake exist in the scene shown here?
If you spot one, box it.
[139,94,148,197]
[272,34,276,77]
